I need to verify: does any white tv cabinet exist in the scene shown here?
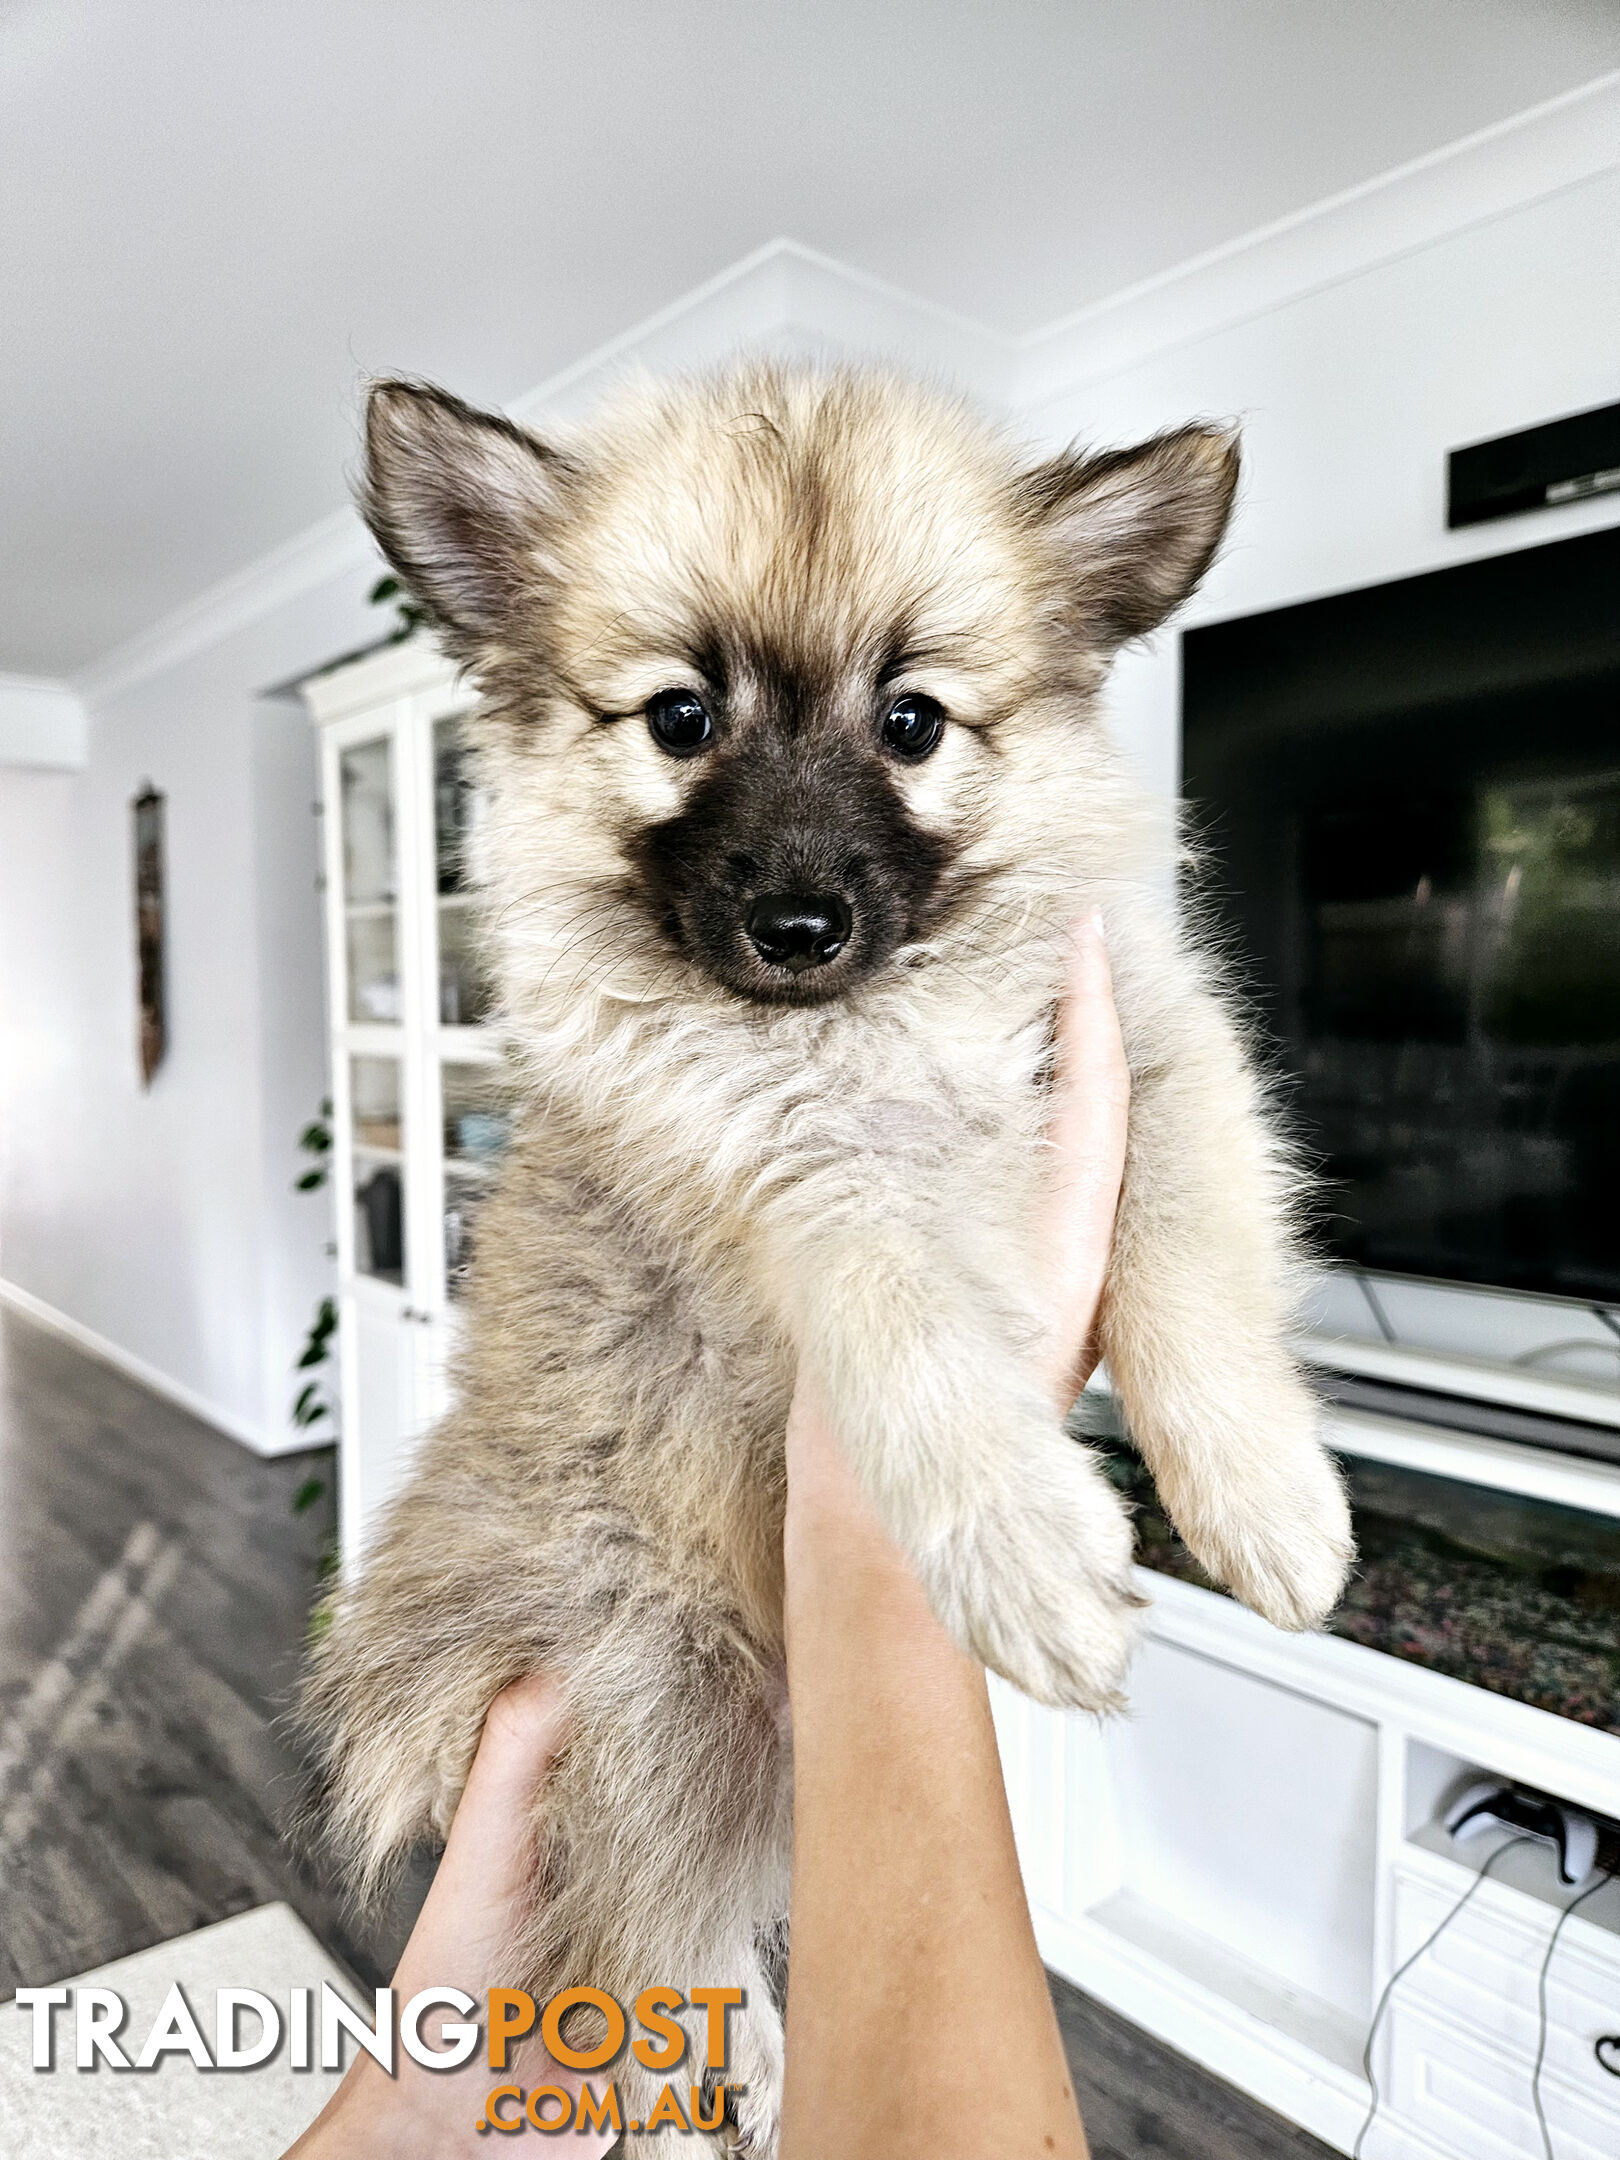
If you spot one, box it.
[993,1412,1620,2158]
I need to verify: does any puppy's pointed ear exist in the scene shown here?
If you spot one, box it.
[1018,424,1239,649]
[359,379,572,648]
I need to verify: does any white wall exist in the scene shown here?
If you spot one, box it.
[250,686,342,1444]
[1033,164,1620,804]
[1,107,1616,1453]
[0,567,374,1447]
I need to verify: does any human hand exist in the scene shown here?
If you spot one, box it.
[282,1675,618,2160]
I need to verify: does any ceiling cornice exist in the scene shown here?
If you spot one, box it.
[1012,66,1620,412]
[68,67,1620,712]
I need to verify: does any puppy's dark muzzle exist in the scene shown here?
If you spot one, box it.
[745,892,852,973]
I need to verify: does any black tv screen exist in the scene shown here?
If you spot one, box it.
[1181,525,1620,1306]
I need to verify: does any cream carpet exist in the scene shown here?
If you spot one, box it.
[0,1903,353,2157]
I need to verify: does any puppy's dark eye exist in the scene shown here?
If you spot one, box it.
[646,688,713,757]
[881,693,945,762]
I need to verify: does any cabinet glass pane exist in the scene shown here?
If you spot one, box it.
[433,715,494,1026]
[340,736,400,1024]
[351,1054,406,1285]
[442,1059,511,1295]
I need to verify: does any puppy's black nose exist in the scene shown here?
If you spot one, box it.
[746,892,852,972]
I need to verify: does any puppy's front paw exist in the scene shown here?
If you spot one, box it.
[917,1431,1144,1713]
[1176,1415,1354,1632]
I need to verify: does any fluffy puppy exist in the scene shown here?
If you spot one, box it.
[303,362,1353,2154]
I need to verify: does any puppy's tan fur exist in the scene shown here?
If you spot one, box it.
[304,364,1352,2153]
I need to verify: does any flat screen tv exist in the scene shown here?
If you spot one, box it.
[1181,525,1620,1316]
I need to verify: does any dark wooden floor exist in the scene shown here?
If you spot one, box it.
[1051,1975,1336,2160]
[0,1303,1332,2157]
[0,1301,421,1994]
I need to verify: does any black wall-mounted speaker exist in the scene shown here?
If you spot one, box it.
[1448,401,1620,528]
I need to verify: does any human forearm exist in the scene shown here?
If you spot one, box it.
[779,1382,1087,2160]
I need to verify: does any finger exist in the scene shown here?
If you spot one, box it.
[1048,913,1129,1234]
[1054,905,1129,1118]
[392,1673,567,1996]
[1043,911,1131,1402]
[476,1672,571,1785]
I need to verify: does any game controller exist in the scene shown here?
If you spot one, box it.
[1445,1780,1600,1887]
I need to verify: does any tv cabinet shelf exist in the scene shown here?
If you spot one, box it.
[996,1547,1620,2157]
[1300,1328,1620,1436]
[1324,1401,1620,1520]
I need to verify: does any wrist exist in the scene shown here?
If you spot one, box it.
[782,1377,930,1604]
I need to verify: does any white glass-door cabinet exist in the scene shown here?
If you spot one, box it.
[303,639,510,1572]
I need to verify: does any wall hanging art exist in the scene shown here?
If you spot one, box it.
[133,782,167,1085]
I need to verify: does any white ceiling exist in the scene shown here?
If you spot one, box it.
[5,0,1619,680]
